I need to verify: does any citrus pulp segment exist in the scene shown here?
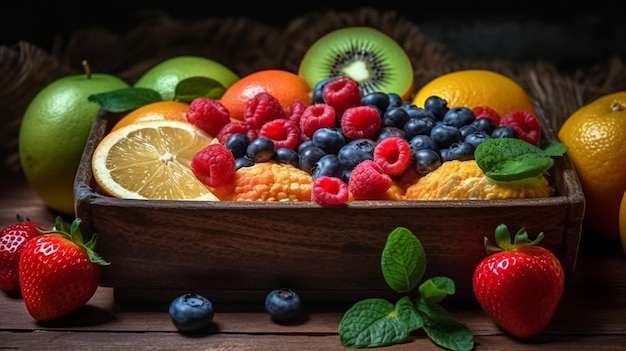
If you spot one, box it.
[91,120,219,201]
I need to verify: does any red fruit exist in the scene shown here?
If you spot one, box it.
[19,217,110,322]
[312,176,349,207]
[348,160,392,200]
[472,224,565,339]
[191,144,237,188]
[244,92,286,128]
[374,137,412,176]
[258,118,301,150]
[341,105,382,140]
[284,99,308,127]
[0,215,44,293]
[472,105,501,126]
[322,77,361,118]
[299,103,337,139]
[499,109,542,145]
[216,121,257,144]
[186,97,231,137]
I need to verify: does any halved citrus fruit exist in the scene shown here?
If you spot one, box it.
[92,120,219,201]
[111,101,190,132]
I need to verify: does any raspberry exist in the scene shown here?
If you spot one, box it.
[499,109,542,145]
[374,137,412,176]
[284,100,308,127]
[322,77,362,118]
[348,160,392,200]
[186,98,231,137]
[341,105,381,140]
[258,119,301,150]
[244,92,286,128]
[191,144,236,188]
[472,105,501,126]
[216,121,258,144]
[312,176,349,207]
[299,103,337,139]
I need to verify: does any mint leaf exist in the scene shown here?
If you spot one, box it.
[174,77,227,103]
[540,139,567,156]
[415,299,475,351]
[88,87,163,112]
[338,298,408,348]
[418,276,456,303]
[395,296,424,332]
[381,227,426,294]
[475,137,557,182]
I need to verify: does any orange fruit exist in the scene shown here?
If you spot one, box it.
[111,101,190,132]
[619,191,626,253]
[412,69,536,117]
[91,120,219,201]
[219,69,312,121]
[558,91,626,241]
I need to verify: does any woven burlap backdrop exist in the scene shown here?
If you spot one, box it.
[2,7,626,175]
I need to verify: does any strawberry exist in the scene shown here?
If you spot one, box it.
[0,215,45,293]
[472,224,565,339]
[18,216,110,322]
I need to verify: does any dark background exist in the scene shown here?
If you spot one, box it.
[2,3,624,69]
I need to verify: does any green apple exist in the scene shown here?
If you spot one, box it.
[133,55,240,101]
[18,61,129,215]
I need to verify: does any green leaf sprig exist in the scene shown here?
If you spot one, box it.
[338,227,474,351]
[474,138,567,182]
[87,77,226,113]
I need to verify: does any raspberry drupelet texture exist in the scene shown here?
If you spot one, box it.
[191,144,237,188]
[312,176,349,207]
[244,92,286,128]
[186,98,231,137]
[374,136,412,176]
[322,76,362,118]
[348,160,393,200]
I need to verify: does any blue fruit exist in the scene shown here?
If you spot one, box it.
[169,293,215,334]
[265,288,302,323]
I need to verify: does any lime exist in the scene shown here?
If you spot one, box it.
[19,63,129,215]
[133,56,240,101]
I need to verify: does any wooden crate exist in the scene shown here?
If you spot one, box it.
[74,109,584,304]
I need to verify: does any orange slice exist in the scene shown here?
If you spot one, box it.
[91,120,219,201]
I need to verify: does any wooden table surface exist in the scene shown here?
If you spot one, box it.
[1,171,625,351]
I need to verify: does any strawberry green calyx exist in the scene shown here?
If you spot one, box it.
[38,216,110,266]
[483,223,544,253]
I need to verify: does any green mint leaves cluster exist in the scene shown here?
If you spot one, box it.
[87,77,226,113]
[474,137,567,182]
[338,227,474,351]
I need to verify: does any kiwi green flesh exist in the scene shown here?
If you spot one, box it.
[299,27,414,99]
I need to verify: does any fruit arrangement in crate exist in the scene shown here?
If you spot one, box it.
[66,25,585,307]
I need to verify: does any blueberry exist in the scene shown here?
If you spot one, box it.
[265,288,302,323]
[273,148,299,168]
[408,134,438,152]
[246,136,275,162]
[311,154,344,180]
[236,157,255,169]
[402,105,436,120]
[224,133,251,159]
[404,116,436,139]
[459,124,477,139]
[382,106,410,129]
[387,93,404,109]
[299,146,326,173]
[361,92,390,114]
[412,148,442,176]
[491,125,519,139]
[430,123,463,149]
[297,139,317,154]
[376,126,406,142]
[169,293,215,334]
[442,141,475,162]
[423,95,449,120]
[470,117,497,134]
[337,138,377,170]
[464,131,491,148]
[442,107,475,128]
[312,127,346,154]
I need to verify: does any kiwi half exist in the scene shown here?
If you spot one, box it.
[298,26,414,101]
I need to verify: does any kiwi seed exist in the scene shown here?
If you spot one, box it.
[298,26,414,100]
